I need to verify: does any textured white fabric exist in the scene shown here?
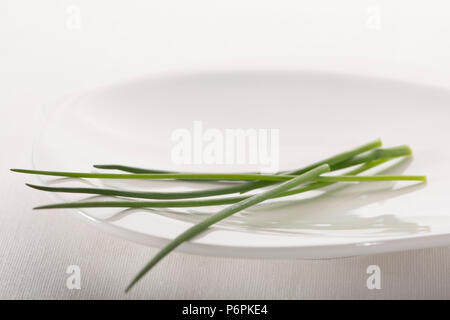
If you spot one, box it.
[2,0,450,299]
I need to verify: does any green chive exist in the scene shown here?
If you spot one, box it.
[316,175,426,182]
[93,165,173,174]
[331,145,412,170]
[12,169,425,183]
[125,164,330,292]
[10,169,296,181]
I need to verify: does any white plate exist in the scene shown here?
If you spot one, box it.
[32,69,450,259]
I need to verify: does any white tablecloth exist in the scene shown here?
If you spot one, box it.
[1,0,450,299]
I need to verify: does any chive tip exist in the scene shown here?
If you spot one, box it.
[405,146,413,156]
[375,138,383,147]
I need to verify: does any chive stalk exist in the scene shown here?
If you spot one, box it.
[331,145,412,170]
[10,170,310,181]
[125,164,331,292]
[11,169,425,183]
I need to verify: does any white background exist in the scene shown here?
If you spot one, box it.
[2,0,450,299]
